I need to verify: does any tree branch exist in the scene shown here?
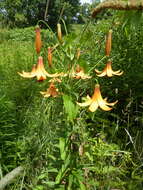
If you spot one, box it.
[44,0,50,21]
[92,0,143,18]
[0,166,24,190]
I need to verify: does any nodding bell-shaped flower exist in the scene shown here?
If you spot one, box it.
[70,65,91,79]
[40,82,59,98]
[35,26,42,54]
[57,23,62,42]
[77,84,118,112]
[18,56,63,81]
[105,29,112,56]
[95,60,123,77]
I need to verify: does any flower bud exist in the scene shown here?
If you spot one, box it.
[57,23,62,42]
[35,26,42,54]
[48,47,52,67]
[105,29,112,56]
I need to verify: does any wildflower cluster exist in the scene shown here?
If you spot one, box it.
[18,24,123,112]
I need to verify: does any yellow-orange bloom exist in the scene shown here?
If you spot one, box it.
[105,29,112,56]
[18,56,63,81]
[95,61,123,77]
[35,26,42,54]
[77,84,118,112]
[48,47,52,67]
[70,65,91,79]
[40,83,59,98]
[57,23,62,42]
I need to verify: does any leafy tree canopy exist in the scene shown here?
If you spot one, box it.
[0,0,80,29]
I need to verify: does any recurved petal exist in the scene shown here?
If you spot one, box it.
[106,100,118,106]
[96,70,107,77]
[95,68,102,74]
[89,101,98,112]
[40,91,51,98]
[77,97,92,107]
[45,72,66,78]
[98,100,113,111]
[113,70,124,76]
[18,71,36,78]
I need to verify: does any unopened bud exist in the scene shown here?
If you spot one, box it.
[105,29,112,56]
[57,23,62,42]
[35,26,42,54]
[48,47,52,67]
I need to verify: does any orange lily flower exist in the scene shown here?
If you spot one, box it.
[35,26,42,54]
[77,84,118,112]
[95,60,123,77]
[40,83,59,98]
[18,56,63,81]
[70,65,91,79]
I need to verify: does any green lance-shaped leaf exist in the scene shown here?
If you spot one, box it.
[59,137,66,160]
[63,95,78,122]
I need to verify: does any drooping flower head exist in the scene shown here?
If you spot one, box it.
[70,65,91,79]
[77,84,118,112]
[35,26,42,54]
[18,56,63,81]
[40,82,59,98]
[95,60,123,77]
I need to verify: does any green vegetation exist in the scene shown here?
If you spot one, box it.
[0,4,143,190]
[0,0,80,28]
